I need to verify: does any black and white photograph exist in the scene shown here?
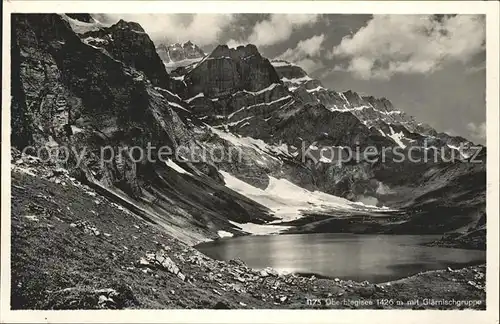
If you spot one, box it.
[1,1,499,323]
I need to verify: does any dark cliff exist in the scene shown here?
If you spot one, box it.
[79,19,171,89]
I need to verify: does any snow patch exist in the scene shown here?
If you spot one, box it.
[236,83,280,96]
[209,127,291,160]
[60,14,107,34]
[167,101,190,112]
[71,125,84,134]
[221,171,362,223]
[306,86,327,93]
[165,159,192,175]
[228,220,290,235]
[185,92,204,103]
[157,88,182,101]
[447,144,472,159]
[281,76,313,84]
[11,165,37,177]
[163,57,204,72]
[217,230,234,238]
[82,36,108,46]
[388,126,407,149]
[338,92,350,106]
[228,96,292,118]
[271,61,299,68]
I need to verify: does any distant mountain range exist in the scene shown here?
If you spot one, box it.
[156,41,206,72]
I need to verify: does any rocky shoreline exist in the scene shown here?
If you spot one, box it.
[424,230,486,251]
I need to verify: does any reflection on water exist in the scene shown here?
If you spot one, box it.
[196,233,486,283]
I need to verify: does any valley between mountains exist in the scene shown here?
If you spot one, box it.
[10,14,486,309]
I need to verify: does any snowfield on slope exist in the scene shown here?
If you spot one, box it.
[163,57,204,72]
[220,171,388,225]
[228,220,291,236]
[208,126,292,161]
[60,14,108,34]
[217,230,234,238]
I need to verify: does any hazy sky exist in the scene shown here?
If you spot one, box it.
[99,14,486,144]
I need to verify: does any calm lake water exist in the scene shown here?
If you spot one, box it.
[196,233,486,283]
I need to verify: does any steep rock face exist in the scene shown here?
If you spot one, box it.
[11,22,33,148]
[273,103,393,149]
[186,45,281,98]
[11,14,274,244]
[171,45,298,144]
[184,80,295,136]
[269,95,486,206]
[12,13,190,180]
[77,18,171,89]
[270,60,308,80]
[268,102,408,200]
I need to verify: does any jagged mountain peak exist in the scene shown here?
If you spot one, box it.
[71,16,170,89]
[62,14,145,38]
[182,40,197,48]
[65,13,95,23]
[183,43,281,97]
[271,59,299,66]
[112,19,145,33]
[209,43,261,59]
[61,13,107,34]
[156,40,205,71]
[269,58,480,152]
[160,40,204,52]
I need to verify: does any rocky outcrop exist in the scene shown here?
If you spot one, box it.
[78,19,171,89]
[270,60,308,80]
[166,45,298,145]
[186,44,281,98]
[272,103,393,150]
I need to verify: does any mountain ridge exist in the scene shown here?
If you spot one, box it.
[166,38,486,240]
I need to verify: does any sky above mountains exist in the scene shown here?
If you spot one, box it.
[98,14,487,144]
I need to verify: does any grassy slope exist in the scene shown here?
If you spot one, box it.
[11,171,486,310]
